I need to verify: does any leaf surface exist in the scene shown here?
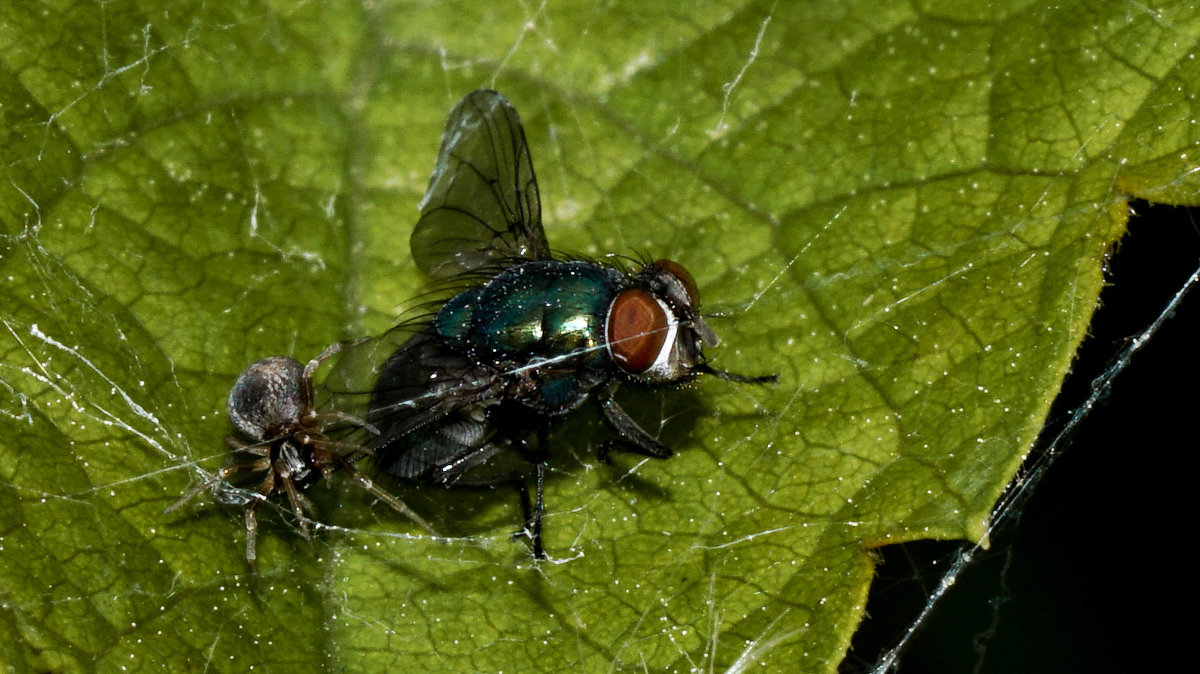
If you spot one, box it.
[1,1,1197,671]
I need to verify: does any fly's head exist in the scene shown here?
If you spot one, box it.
[606,260,778,386]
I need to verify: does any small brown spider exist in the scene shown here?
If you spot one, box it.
[167,341,434,570]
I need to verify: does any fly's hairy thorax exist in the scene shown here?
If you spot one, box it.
[436,260,624,370]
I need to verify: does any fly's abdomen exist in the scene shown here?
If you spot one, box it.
[379,414,497,483]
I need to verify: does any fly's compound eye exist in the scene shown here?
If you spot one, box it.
[651,258,723,348]
[606,288,678,377]
[651,259,699,308]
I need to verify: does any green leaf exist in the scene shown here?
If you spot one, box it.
[2,1,1197,671]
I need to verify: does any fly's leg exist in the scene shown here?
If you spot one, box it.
[511,426,548,559]
[595,383,673,463]
[512,464,546,560]
[530,460,545,559]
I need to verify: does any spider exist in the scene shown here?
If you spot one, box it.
[167,341,435,570]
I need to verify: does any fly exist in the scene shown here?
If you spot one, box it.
[362,90,776,559]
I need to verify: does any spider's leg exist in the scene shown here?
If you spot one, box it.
[278,471,312,543]
[225,435,271,455]
[244,495,263,574]
[299,339,364,410]
[310,410,381,436]
[330,451,436,535]
[164,458,270,513]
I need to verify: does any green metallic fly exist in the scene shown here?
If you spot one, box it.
[361,90,777,558]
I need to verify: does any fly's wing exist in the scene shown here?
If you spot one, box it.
[375,408,503,483]
[324,91,550,480]
[410,90,551,279]
[361,326,528,485]
[362,325,504,444]
[319,323,497,440]
[318,321,514,481]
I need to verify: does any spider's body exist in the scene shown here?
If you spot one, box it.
[169,343,433,570]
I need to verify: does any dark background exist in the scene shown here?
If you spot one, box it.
[843,201,1198,673]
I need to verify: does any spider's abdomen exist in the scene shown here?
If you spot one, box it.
[228,356,306,441]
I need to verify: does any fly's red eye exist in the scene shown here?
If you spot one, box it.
[652,259,699,305]
[606,288,670,374]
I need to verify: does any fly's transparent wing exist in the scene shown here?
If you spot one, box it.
[411,90,551,279]
[365,325,502,441]
[321,324,502,442]
[321,323,518,485]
